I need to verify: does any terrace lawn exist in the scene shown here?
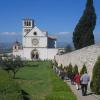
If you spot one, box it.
[15,61,76,100]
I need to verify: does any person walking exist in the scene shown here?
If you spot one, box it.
[80,71,90,96]
[69,72,75,85]
[74,73,80,90]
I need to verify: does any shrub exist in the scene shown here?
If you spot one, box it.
[73,65,78,74]
[60,64,63,69]
[67,63,73,73]
[65,64,73,79]
[54,60,58,67]
[80,64,87,75]
[0,69,23,100]
[90,56,100,94]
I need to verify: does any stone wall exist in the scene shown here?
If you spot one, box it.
[55,44,100,78]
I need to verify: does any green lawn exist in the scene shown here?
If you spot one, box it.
[15,61,77,100]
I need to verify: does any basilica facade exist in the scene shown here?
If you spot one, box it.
[13,19,58,60]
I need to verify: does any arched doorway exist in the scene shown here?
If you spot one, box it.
[31,49,39,60]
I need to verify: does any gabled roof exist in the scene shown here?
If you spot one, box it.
[48,36,56,40]
[24,26,47,37]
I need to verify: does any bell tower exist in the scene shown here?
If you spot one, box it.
[23,19,34,36]
[22,19,34,47]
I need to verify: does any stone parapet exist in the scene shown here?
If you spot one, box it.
[55,44,100,79]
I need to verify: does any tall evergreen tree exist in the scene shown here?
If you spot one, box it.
[91,56,100,94]
[80,64,87,75]
[67,64,74,80]
[73,65,79,74]
[67,63,73,74]
[73,0,96,49]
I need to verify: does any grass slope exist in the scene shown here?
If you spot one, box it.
[16,61,76,100]
[0,69,23,100]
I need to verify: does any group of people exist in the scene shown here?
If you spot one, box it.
[70,71,90,96]
[53,66,90,96]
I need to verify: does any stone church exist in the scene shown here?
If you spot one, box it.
[13,19,58,60]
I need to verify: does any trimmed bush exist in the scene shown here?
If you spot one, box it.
[0,69,23,100]
[90,56,100,94]
[80,64,87,75]
[67,63,73,78]
[60,64,63,69]
[73,65,78,74]
[67,63,73,74]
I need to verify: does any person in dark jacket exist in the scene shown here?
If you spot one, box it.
[70,72,75,85]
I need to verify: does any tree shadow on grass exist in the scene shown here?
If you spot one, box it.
[21,90,30,100]
[33,64,39,67]
[15,77,33,80]
[26,64,39,67]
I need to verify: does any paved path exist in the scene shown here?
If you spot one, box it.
[65,80,100,100]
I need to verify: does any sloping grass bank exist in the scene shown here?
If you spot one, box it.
[45,62,76,100]
[0,69,23,100]
[16,61,77,100]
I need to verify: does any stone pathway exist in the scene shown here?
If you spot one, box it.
[65,80,100,100]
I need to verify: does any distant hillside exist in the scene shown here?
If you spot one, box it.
[57,41,73,48]
[56,42,67,48]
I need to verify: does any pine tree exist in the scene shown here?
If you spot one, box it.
[73,0,96,49]
[91,56,100,94]
[80,64,87,75]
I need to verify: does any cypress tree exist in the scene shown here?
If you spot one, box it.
[80,64,87,75]
[60,64,63,69]
[67,63,73,74]
[73,65,79,74]
[54,60,58,67]
[66,64,73,79]
[73,0,96,49]
[91,56,100,94]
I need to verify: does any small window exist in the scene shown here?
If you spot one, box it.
[29,21,31,26]
[34,32,37,35]
[24,22,27,26]
[15,46,16,49]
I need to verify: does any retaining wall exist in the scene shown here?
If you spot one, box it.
[55,44,100,78]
